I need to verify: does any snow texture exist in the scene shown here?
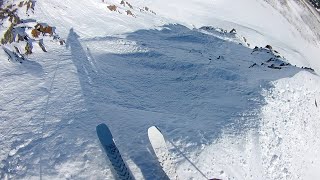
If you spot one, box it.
[1,0,320,179]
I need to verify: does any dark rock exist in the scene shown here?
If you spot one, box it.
[249,63,257,68]
[265,45,273,50]
[268,64,281,69]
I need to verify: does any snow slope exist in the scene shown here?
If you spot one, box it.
[143,0,320,73]
[178,72,320,180]
[1,0,320,179]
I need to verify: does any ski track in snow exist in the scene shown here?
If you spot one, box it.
[1,0,320,179]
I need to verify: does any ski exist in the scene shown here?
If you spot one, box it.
[148,126,179,180]
[96,123,135,180]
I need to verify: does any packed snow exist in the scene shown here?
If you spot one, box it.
[1,0,320,180]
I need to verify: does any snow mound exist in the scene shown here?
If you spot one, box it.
[178,71,320,180]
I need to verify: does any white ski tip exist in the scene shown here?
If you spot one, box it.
[148,126,168,154]
[148,126,164,144]
[148,126,179,180]
[148,126,161,135]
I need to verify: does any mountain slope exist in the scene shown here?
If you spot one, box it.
[1,0,320,179]
[142,0,320,73]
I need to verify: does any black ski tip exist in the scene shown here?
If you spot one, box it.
[96,123,114,146]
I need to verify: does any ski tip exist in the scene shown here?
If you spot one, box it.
[148,126,161,134]
[148,126,165,142]
[96,123,114,146]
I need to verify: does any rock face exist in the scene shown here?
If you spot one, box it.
[31,29,41,38]
[0,0,63,62]
[107,5,117,11]
[103,1,155,17]
[34,23,54,36]
[1,24,15,44]
[309,0,320,9]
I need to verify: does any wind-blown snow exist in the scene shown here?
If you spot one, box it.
[177,71,320,180]
[1,0,320,179]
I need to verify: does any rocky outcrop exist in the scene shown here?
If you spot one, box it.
[104,1,156,17]
[0,0,63,63]
[107,5,117,11]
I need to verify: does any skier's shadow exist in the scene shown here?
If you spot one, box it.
[66,28,169,179]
